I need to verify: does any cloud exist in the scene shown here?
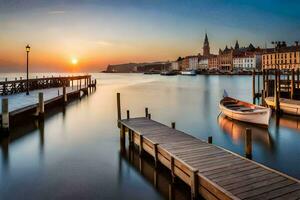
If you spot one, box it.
[48,11,65,15]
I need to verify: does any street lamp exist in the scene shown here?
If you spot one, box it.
[26,44,30,95]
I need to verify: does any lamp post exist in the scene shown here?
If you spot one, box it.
[26,44,30,95]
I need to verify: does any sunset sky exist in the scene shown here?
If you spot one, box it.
[1,0,300,72]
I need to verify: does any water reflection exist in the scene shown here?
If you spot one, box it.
[218,114,275,151]
[278,115,300,131]
[119,146,193,200]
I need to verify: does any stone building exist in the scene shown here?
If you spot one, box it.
[262,41,300,70]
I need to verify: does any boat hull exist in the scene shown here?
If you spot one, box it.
[219,97,271,127]
[265,97,300,116]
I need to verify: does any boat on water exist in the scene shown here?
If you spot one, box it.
[180,70,197,76]
[265,97,300,116]
[160,71,177,76]
[219,93,271,127]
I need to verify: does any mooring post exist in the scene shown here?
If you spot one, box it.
[145,107,148,118]
[291,69,295,99]
[5,78,7,82]
[38,92,44,119]
[208,136,212,144]
[265,69,269,97]
[154,143,158,168]
[171,122,175,129]
[297,69,300,88]
[252,70,256,104]
[274,70,280,114]
[147,113,151,119]
[58,89,60,96]
[191,169,199,200]
[170,156,176,183]
[15,77,17,81]
[120,124,126,153]
[117,93,121,128]
[139,135,143,156]
[1,98,9,133]
[245,128,252,159]
[63,85,67,104]
[126,110,130,120]
[262,69,265,91]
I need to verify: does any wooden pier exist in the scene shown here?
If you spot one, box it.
[119,116,300,199]
[0,75,92,95]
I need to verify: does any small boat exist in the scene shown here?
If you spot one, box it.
[265,97,300,116]
[219,92,271,127]
[180,70,197,76]
[160,71,177,76]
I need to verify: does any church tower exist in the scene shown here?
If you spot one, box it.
[203,33,210,56]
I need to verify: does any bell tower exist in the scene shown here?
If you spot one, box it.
[203,33,210,56]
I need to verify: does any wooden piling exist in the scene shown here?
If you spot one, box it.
[208,136,212,144]
[145,107,148,117]
[274,70,280,114]
[291,69,295,99]
[252,70,255,104]
[171,122,175,129]
[148,113,151,119]
[117,93,121,128]
[154,143,158,168]
[191,170,199,200]
[38,92,44,118]
[139,135,143,155]
[245,128,252,159]
[63,86,67,104]
[120,124,126,152]
[1,98,9,133]
[170,156,176,182]
[126,110,130,119]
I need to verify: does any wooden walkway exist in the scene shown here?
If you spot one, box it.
[119,117,300,200]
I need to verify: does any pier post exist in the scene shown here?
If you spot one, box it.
[139,135,143,155]
[291,69,295,99]
[297,69,300,88]
[126,110,130,120]
[170,157,176,183]
[147,113,151,119]
[274,70,280,114]
[191,169,199,200]
[252,70,256,104]
[38,92,44,119]
[117,93,121,128]
[63,86,67,104]
[262,69,265,91]
[1,98,9,133]
[171,122,175,129]
[145,107,148,117]
[208,136,212,144]
[58,89,60,96]
[154,143,158,168]
[245,128,252,159]
[120,124,126,153]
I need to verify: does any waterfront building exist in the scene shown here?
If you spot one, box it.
[171,61,179,71]
[198,56,209,69]
[188,56,199,69]
[262,41,300,70]
[233,53,262,70]
[208,55,218,68]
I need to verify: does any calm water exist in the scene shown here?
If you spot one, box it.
[1,73,300,200]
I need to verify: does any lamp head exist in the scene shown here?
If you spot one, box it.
[26,44,30,52]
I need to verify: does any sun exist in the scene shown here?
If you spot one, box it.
[71,58,78,65]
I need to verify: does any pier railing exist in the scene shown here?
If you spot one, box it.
[0,75,92,95]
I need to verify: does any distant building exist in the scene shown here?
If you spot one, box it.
[262,41,300,70]
[198,56,209,69]
[181,57,190,70]
[171,61,179,70]
[188,56,199,69]
[233,53,262,70]
[208,55,218,68]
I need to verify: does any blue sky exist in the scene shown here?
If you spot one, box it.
[0,0,300,71]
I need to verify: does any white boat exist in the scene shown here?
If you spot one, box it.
[265,97,300,116]
[219,96,271,127]
[181,70,197,76]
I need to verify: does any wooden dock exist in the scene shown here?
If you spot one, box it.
[119,117,300,200]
